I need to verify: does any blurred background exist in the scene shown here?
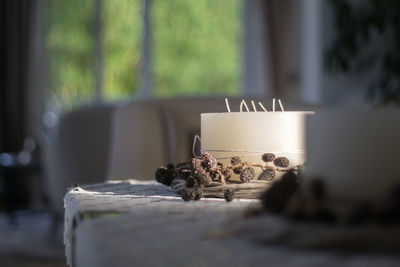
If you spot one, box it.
[1,0,400,266]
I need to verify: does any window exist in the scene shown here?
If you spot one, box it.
[47,0,243,111]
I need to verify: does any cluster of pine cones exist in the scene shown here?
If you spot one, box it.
[155,152,293,201]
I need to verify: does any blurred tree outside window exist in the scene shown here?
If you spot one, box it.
[47,0,242,111]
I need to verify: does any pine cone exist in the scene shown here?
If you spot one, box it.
[261,153,275,163]
[155,164,176,186]
[233,167,243,175]
[273,157,290,168]
[185,175,196,188]
[240,167,255,183]
[258,169,275,181]
[221,168,232,181]
[224,189,235,202]
[181,188,196,201]
[177,167,192,180]
[194,173,212,186]
[201,152,217,169]
[231,156,242,165]
[193,187,203,200]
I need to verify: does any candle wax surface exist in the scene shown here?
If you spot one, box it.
[201,112,314,179]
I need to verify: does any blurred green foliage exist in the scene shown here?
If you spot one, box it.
[47,0,242,111]
[103,0,142,101]
[153,0,242,97]
[47,0,96,110]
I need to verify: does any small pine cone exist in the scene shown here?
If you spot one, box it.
[209,170,219,181]
[186,175,196,188]
[221,168,232,181]
[217,162,224,170]
[155,165,175,186]
[193,187,203,200]
[191,158,203,172]
[177,167,192,180]
[231,156,242,165]
[273,157,290,168]
[261,153,275,163]
[233,166,243,175]
[194,173,212,186]
[224,189,235,202]
[181,188,195,201]
[258,169,275,181]
[201,152,217,169]
[167,164,176,178]
[240,167,255,183]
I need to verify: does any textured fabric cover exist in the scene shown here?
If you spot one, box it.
[64,180,400,267]
[63,180,254,266]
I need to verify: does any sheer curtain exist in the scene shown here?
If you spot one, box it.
[243,0,302,101]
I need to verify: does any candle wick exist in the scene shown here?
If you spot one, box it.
[225,98,231,113]
[192,135,202,158]
[272,98,276,112]
[251,100,257,112]
[258,102,267,112]
[278,99,285,112]
[240,99,250,112]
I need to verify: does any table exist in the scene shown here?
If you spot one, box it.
[64,180,255,266]
[64,180,400,267]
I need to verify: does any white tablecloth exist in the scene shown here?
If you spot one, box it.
[63,180,254,266]
[64,180,400,267]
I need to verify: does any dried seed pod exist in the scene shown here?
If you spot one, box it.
[177,167,192,180]
[155,164,176,186]
[209,170,219,181]
[273,157,290,168]
[185,175,196,188]
[240,167,255,183]
[193,187,203,200]
[224,189,235,202]
[217,162,224,170]
[221,168,232,181]
[201,152,217,169]
[231,156,242,165]
[261,153,275,163]
[233,167,243,175]
[191,158,203,172]
[181,188,196,201]
[258,169,275,181]
[194,173,212,186]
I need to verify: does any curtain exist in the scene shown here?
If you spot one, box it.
[243,0,301,100]
[0,0,45,153]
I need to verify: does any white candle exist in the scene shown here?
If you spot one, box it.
[200,111,313,178]
[304,109,400,201]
